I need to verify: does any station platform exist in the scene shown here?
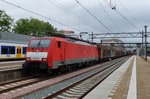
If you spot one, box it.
[83,55,150,99]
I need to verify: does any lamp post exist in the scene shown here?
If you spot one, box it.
[144,25,147,61]
[142,31,144,58]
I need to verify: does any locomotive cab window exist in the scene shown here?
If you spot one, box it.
[29,40,50,48]
[58,41,61,48]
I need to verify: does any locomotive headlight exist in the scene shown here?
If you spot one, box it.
[26,57,31,60]
[42,58,47,61]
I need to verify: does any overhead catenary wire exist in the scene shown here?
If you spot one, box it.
[103,0,139,31]
[0,0,81,32]
[117,0,143,26]
[47,0,95,32]
[47,0,71,16]
[53,0,101,32]
[74,0,113,33]
[115,10,140,31]
[97,0,123,32]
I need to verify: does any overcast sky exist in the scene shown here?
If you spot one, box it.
[0,0,150,43]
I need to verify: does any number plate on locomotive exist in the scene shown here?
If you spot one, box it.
[32,57,41,60]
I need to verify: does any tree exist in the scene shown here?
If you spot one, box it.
[0,10,13,32]
[13,18,31,35]
[13,18,57,37]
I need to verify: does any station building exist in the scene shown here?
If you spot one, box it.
[101,39,125,48]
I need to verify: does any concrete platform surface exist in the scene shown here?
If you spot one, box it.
[83,55,150,99]
[83,56,134,99]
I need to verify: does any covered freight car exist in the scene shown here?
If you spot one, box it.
[97,44,126,61]
[97,44,111,62]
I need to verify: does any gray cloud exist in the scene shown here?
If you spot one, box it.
[0,0,150,42]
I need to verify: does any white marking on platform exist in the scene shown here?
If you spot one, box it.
[109,92,114,96]
[107,97,112,99]
[127,56,137,99]
[111,89,116,93]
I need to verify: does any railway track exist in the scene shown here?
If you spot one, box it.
[0,74,51,94]
[43,57,127,99]
[0,62,97,94]
[0,56,129,98]
[19,56,129,99]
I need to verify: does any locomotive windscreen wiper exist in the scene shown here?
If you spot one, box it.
[37,40,44,48]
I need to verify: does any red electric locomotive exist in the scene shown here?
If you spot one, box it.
[22,37,98,72]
